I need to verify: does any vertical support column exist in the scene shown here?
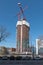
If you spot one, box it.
[20,25,22,53]
[36,39,38,55]
[16,27,18,53]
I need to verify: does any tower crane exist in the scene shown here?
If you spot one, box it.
[17,3,27,20]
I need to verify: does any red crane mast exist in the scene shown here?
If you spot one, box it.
[17,3,27,20]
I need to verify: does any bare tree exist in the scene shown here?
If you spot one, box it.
[0,26,10,42]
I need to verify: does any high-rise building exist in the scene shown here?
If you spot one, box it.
[16,19,30,53]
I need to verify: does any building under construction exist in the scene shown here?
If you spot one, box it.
[16,3,30,53]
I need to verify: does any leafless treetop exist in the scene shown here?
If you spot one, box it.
[0,26,10,42]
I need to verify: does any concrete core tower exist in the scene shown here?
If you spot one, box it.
[16,19,30,53]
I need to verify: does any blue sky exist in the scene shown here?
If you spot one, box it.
[0,0,43,48]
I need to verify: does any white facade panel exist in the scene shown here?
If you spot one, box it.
[16,20,30,27]
[36,39,39,55]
